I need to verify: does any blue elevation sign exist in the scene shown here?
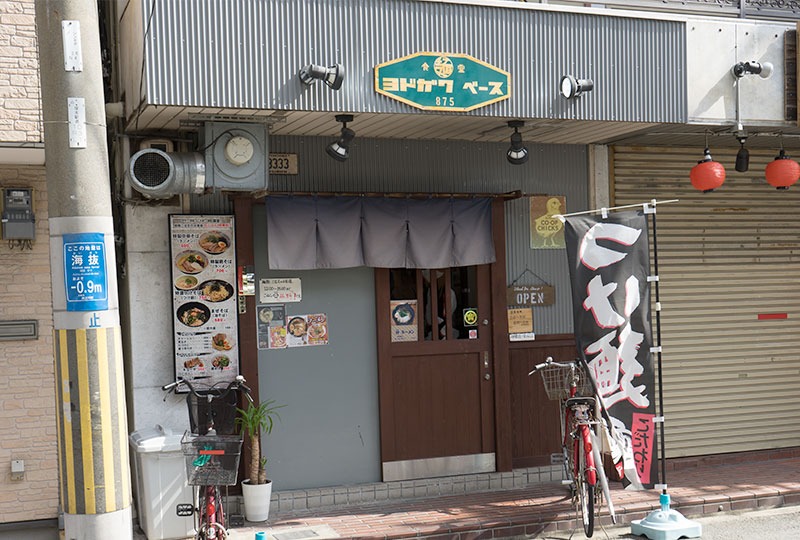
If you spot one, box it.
[63,232,108,311]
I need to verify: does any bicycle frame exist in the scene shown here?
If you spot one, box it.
[162,377,250,540]
[565,377,597,488]
[530,357,616,536]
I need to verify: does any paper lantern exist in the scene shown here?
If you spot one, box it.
[690,148,725,193]
[764,149,800,190]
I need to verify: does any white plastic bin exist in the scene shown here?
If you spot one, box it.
[130,425,195,540]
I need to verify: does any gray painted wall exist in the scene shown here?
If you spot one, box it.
[268,135,588,333]
[254,210,381,490]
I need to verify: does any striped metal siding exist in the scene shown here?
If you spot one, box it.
[613,145,800,458]
[268,135,588,333]
[140,0,686,123]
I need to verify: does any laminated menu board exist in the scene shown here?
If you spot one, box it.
[170,215,240,386]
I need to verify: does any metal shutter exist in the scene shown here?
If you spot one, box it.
[613,145,800,458]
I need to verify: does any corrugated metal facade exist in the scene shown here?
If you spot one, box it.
[260,135,588,333]
[138,0,686,123]
[613,145,800,458]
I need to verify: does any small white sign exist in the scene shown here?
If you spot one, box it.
[509,332,536,342]
[62,21,83,71]
[259,278,302,303]
[67,97,86,148]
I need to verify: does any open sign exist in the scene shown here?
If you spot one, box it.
[506,285,555,307]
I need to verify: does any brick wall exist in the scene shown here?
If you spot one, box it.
[0,0,57,524]
[0,0,41,143]
[0,167,58,523]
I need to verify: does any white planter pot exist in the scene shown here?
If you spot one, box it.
[241,479,273,522]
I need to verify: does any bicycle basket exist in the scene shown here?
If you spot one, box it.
[181,432,242,486]
[537,363,593,401]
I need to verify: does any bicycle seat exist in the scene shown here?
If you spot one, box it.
[565,396,595,408]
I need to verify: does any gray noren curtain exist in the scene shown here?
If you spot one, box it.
[266,196,495,270]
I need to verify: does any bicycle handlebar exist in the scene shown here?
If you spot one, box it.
[161,375,251,400]
[527,356,576,376]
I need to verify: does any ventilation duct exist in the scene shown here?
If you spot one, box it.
[128,149,205,199]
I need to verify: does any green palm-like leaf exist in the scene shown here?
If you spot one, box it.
[236,399,285,484]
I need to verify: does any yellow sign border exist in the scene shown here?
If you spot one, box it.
[374,51,512,112]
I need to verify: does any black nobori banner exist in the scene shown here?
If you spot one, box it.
[564,211,658,490]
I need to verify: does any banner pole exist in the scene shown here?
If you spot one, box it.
[554,199,679,221]
[649,201,668,495]
[630,201,702,539]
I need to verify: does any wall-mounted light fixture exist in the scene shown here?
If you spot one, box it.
[506,120,528,165]
[560,75,594,99]
[326,115,355,162]
[731,61,773,79]
[299,63,345,90]
[734,127,749,173]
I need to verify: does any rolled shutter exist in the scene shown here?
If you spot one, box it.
[612,145,800,458]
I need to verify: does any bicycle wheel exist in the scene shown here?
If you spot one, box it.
[577,445,595,537]
[198,522,228,540]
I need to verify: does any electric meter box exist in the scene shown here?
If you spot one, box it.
[1,188,35,240]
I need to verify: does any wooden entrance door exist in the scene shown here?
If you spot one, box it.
[376,265,496,481]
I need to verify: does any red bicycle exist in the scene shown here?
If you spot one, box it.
[162,376,251,540]
[529,357,615,537]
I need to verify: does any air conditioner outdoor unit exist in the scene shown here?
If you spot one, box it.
[128,122,269,199]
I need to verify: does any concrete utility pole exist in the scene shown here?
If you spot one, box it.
[35,1,132,538]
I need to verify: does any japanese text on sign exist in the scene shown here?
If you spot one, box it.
[63,232,108,311]
[375,52,511,112]
[259,278,302,303]
[565,212,658,489]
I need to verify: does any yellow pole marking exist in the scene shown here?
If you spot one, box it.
[76,329,96,514]
[54,331,65,510]
[113,328,130,507]
[59,330,77,514]
[96,328,116,512]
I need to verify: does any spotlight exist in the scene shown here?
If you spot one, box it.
[735,131,749,173]
[560,75,594,99]
[731,61,773,79]
[506,120,528,165]
[299,63,345,90]
[326,114,355,162]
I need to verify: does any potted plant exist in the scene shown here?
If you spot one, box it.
[236,398,284,522]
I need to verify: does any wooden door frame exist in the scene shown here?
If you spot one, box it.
[490,197,512,472]
[374,199,513,471]
[233,196,260,488]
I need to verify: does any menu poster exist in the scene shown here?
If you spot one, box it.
[257,304,286,350]
[284,313,328,348]
[390,300,418,342]
[286,315,308,347]
[306,314,328,345]
[170,215,239,386]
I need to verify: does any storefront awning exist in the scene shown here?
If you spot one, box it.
[266,195,495,270]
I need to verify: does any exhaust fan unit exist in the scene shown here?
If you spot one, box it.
[128,149,205,199]
[204,122,268,191]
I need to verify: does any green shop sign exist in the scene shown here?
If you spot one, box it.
[374,52,511,112]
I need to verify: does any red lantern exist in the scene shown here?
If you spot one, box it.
[690,148,725,192]
[764,149,800,190]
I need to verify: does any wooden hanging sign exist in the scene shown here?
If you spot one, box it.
[507,285,555,307]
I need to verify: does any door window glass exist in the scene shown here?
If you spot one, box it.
[451,266,478,340]
[389,267,478,341]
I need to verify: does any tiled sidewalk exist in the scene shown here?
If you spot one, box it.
[233,450,800,539]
